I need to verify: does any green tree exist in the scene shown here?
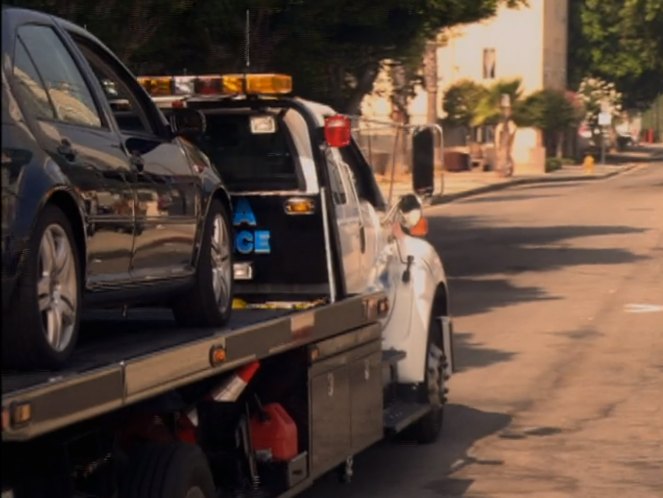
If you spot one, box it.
[7,0,526,112]
[442,79,488,127]
[471,78,524,127]
[568,0,663,108]
[576,76,623,148]
[519,89,582,157]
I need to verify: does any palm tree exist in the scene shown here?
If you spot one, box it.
[471,78,524,127]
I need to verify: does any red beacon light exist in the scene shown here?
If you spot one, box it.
[324,115,351,148]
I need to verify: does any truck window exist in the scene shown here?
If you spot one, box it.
[193,111,303,192]
[339,141,386,210]
[16,25,102,128]
[325,148,348,205]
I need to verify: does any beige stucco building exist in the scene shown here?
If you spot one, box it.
[361,0,569,124]
[438,0,568,96]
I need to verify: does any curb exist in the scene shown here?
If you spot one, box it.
[428,163,639,206]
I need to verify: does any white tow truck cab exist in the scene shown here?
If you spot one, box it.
[2,73,453,498]
[144,73,453,385]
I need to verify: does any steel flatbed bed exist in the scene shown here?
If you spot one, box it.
[2,292,385,442]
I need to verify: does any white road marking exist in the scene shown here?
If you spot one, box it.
[624,303,663,314]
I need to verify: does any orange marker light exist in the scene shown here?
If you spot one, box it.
[284,198,315,215]
[11,402,32,427]
[409,217,428,237]
[209,345,227,366]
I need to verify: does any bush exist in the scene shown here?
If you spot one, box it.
[442,80,488,127]
[545,157,562,172]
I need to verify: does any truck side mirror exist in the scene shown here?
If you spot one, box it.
[398,194,428,237]
[412,127,439,197]
[170,108,206,138]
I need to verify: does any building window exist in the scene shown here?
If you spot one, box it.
[483,48,496,79]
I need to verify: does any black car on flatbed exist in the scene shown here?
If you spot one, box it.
[1,7,234,370]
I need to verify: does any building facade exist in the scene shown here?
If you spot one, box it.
[437,0,568,96]
[361,0,569,124]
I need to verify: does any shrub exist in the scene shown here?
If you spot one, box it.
[545,157,562,172]
[442,80,488,127]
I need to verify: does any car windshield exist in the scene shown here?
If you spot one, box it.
[193,111,302,192]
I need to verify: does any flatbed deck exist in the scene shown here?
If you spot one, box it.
[2,293,385,442]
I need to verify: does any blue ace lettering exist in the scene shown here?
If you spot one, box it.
[232,198,271,254]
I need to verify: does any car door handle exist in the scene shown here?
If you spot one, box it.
[57,139,77,162]
[129,151,145,172]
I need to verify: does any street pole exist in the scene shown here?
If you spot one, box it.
[424,40,437,124]
[600,126,606,165]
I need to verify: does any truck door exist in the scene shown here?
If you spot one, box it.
[325,147,365,294]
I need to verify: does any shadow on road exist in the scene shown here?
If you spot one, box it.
[428,215,647,319]
[459,193,556,204]
[450,277,557,318]
[300,404,511,498]
[452,331,517,372]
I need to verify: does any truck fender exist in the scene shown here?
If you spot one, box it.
[380,234,450,384]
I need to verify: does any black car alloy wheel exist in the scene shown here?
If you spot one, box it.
[3,205,81,369]
[173,199,233,327]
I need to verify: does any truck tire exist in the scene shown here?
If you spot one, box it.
[120,442,216,498]
[173,200,233,327]
[414,316,447,444]
[3,205,81,370]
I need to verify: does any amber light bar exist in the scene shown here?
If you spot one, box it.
[138,73,292,97]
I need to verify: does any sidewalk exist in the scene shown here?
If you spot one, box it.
[376,143,663,206]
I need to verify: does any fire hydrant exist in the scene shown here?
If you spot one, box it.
[583,154,595,175]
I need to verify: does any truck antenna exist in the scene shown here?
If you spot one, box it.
[244,9,251,71]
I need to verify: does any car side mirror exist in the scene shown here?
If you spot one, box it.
[170,108,206,138]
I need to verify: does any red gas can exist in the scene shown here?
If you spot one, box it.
[250,403,298,461]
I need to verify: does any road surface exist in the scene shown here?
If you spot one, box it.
[303,163,663,497]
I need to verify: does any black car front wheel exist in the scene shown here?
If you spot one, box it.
[173,200,233,327]
[3,205,81,370]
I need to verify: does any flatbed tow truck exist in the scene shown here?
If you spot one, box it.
[2,72,454,498]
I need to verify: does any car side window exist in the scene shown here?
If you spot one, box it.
[17,25,102,128]
[71,35,160,137]
[325,148,347,205]
[12,38,56,120]
[338,141,386,210]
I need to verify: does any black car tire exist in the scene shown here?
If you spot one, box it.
[173,199,233,327]
[414,315,447,444]
[3,205,81,370]
[119,442,216,498]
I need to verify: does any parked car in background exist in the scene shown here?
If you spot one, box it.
[1,7,234,370]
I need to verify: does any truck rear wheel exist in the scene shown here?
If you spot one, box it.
[414,317,447,444]
[173,200,233,327]
[120,442,216,498]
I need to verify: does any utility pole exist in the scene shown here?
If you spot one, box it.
[424,40,438,124]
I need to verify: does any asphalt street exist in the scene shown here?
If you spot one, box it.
[303,162,663,498]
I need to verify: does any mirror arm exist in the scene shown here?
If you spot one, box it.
[380,202,400,226]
